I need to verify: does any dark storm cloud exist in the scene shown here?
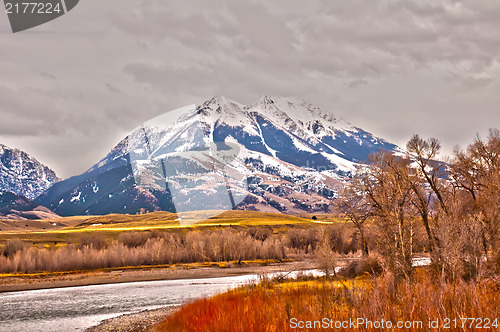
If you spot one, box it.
[0,0,499,177]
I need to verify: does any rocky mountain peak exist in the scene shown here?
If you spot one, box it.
[202,96,245,113]
[0,144,59,199]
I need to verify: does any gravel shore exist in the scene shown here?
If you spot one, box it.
[86,306,179,332]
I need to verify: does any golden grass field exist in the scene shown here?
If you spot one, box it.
[0,210,340,245]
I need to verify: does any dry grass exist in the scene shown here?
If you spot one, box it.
[0,210,324,245]
[155,271,500,332]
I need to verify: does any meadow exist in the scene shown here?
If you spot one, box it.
[0,210,323,244]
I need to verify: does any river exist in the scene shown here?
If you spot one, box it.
[0,259,431,332]
[0,274,262,332]
[0,270,324,332]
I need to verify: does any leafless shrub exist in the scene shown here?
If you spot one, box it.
[434,195,485,281]
[2,239,27,257]
[315,229,338,279]
[118,231,152,248]
[286,228,318,254]
[339,255,384,278]
[77,234,107,250]
[247,227,272,242]
[324,224,354,254]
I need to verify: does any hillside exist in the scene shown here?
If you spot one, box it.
[0,191,58,221]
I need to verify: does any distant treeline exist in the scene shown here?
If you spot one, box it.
[0,225,361,274]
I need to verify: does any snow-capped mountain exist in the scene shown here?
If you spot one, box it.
[0,144,59,199]
[37,96,401,216]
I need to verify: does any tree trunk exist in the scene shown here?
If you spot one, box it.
[357,225,369,256]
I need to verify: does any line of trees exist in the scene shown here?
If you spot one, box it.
[0,225,361,274]
[338,129,499,280]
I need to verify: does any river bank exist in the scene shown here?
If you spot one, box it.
[0,260,320,293]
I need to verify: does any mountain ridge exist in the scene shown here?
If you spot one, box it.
[36,96,402,216]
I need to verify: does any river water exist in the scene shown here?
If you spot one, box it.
[0,274,261,332]
[0,270,324,332]
[0,259,431,332]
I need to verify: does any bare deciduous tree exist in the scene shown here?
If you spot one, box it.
[407,135,448,213]
[362,151,415,277]
[450,129,500,258]
[337,178,372,256]
[404,135,448,263]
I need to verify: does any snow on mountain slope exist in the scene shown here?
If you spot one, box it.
[0,144,59,199]
[249,96,353,138]
[246,96,400,164]
[37,96,402,216]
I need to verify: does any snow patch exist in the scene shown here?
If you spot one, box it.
[70,192,82,203]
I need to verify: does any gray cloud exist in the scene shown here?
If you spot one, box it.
[0,0,499,178]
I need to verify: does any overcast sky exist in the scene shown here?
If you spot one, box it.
[1,0,499,178]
